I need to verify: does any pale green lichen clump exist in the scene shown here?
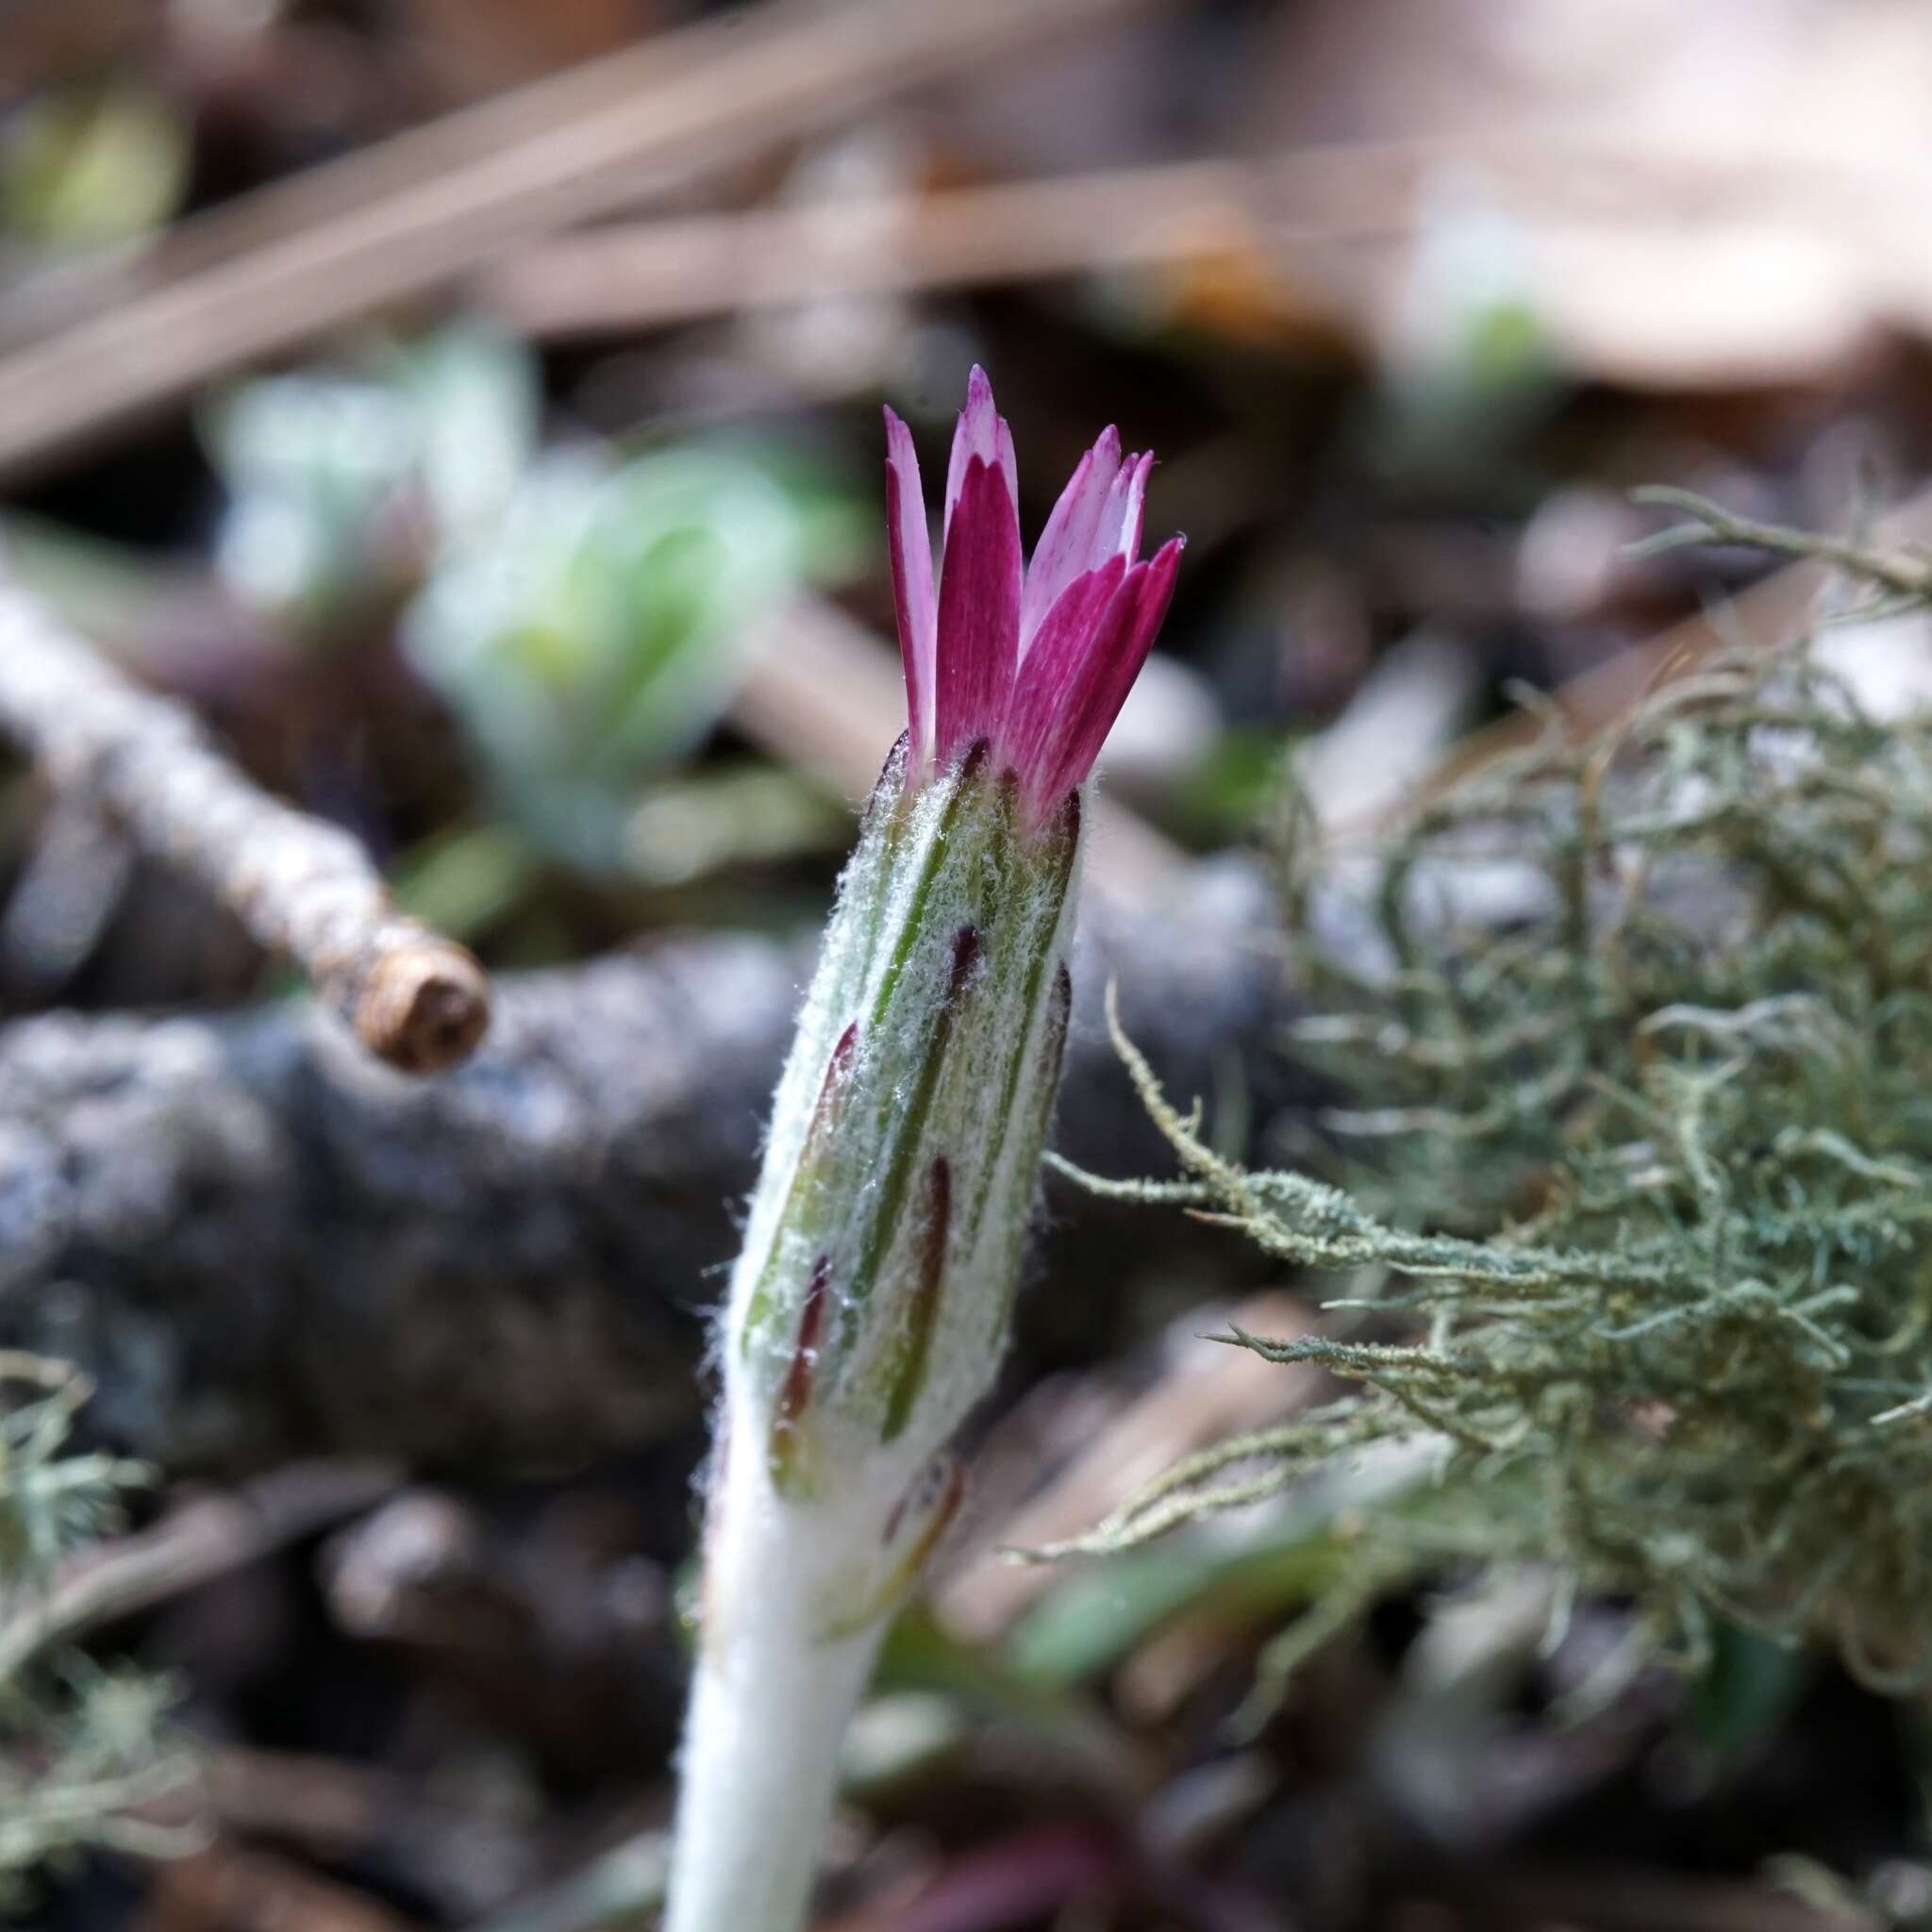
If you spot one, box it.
[0,1355,196,1893]
[1062,608,1932,1695]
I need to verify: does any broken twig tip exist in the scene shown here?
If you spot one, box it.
[347,935,492,1074]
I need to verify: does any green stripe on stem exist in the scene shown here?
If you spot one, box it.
[964,787,1079,1248]
[867,739,990,1033]
[741,1024,858,1358]
[880,1158,952,1441]
[843,924,980,1339]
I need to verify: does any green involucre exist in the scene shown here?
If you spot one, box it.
[732,739,1080,1478]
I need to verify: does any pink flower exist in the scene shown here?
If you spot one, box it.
[885,367,1183,829]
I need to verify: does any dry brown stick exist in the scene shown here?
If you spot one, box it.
[0,6,750,351]
[147,1842,429,1932]
[0,116,1891,358]
[479,135,1932,342]
[0,1461,397,1683]
[0,572,491,1072]
[483,158,1282,338]
[0,0,1161,486]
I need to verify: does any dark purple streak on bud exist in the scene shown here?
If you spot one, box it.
[1045,779,1081,863]
[1047,964,1073,1071]
[864,730,910,826]
[885,1456,965,1594]
[823,1453,969,1641]
[813,1024,859,1130]
[846,924,980,1327]
[741,1024,859,1355]
[946,923,982,1000]
[845,732,915,980]
[767,1253,831,1492]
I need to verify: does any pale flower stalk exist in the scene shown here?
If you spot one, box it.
[666,369,1181,1932]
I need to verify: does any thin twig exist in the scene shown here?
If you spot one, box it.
[0,571,491,1072]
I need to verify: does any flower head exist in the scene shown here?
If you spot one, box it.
[885,367,1183,827]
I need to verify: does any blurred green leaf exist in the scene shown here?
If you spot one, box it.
[1009,1439,1439,1692]
[406,444,819,874]
[388,823,543,943]
[1690,1621,1809,1777]
[874,1605,1137,1798]
[2,82,189,251]
[625,763,848,889]
[1008,1522,1353,1689]
[207,325,539,630]
[1171,725,1303,843]
[208,327,866,876]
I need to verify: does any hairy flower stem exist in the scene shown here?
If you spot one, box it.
[666,1416,892,1932]
[666,367,1178,1932]
[666,741,1066,1932]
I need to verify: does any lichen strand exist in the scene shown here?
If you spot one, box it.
[1076,633,1932,1690]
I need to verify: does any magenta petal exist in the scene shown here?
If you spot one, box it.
[884,408,937,772]
[944,365,1007,543]
[1009,537,1183,822]
[933,456,1023,766]
[1092,452,1153,570]
[1021,426,1121,652]
[994,417,1019,514]
[1117,454,1152,563]
[1001,555,1125,787]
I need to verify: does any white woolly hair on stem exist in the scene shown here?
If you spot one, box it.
[664,1401,892,1932]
